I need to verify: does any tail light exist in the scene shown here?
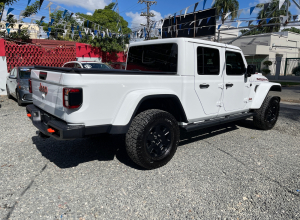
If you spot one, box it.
[29,79,32,93]
[63,88,83,109]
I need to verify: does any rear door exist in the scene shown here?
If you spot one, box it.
[31,69,65,117]
[194,44,224,116]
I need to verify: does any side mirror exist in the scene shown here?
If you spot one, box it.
[9,75,17,79]
[246,65,256,77]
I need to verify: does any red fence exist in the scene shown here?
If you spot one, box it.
[5,41,76,73]
[3,40,126,72]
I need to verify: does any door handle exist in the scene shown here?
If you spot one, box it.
[226,83,234,88]
[200,84,210,89]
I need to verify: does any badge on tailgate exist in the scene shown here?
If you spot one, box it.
[39,83,48,98]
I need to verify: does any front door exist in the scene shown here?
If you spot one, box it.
[223,50,250,112]
[8,68,17,97]
[194,44,224,116]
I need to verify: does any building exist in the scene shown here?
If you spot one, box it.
[219,31,300,76]
[0,22,40,39]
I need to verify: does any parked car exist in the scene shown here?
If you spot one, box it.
[27,38,281,170]
[62,61,112,69]
[6,66,33,106]
[110,62,126,70]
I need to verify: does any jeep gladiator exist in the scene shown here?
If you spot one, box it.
[26,38,281,169]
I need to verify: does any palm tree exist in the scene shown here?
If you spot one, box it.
[213,0,239,24]
[256,0,291,33]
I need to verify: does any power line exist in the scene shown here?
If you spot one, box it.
[138,0,157,40]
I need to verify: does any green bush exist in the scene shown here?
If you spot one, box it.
[263,60,272,67]
[262,69,271,75]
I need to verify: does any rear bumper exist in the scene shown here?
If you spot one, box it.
[26,104,111,140]
[19,90,33,103]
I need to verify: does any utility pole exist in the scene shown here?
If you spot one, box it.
[138,0,157,40]
[115,0,125,50]
[49,5,51,23]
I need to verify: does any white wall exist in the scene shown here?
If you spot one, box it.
[0,56,8,95]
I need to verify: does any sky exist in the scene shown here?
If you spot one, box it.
[2,0,300,32]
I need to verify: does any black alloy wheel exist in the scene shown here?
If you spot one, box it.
[253,96,280,130]
[265,100,279,123]
[126,109,180,169]
[146,123,172,160]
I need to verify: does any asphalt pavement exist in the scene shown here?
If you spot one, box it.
[0,96,299,220]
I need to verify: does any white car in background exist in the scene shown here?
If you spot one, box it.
[62,61,112,69]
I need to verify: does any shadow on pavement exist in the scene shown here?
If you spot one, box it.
[33,115,293,170]
[32,134,146,170]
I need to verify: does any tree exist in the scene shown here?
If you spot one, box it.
[85,35,129,53]
[37,10,80,40]
[0,0,27,22]
[281,27,300,34]
[22,0,40,17]
[77,3,131,35]
[213,0,239,24]
[241,0,292,35]
[76,2,131,52]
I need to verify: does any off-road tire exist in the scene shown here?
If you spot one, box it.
[16,91,23,106]
[6,85,12,99]
[253,95,280,130]
[126,109,180,170]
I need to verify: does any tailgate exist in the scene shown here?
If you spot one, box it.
[31,69,65,118]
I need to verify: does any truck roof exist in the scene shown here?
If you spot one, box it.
[129,37,241,51]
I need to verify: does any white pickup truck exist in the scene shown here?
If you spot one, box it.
[26,38,281,169]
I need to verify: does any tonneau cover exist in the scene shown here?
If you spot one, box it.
[33,66,177,75]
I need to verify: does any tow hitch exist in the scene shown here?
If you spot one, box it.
[38,131,50,139]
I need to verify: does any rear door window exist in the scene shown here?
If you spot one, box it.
[127,43,178,72]
[197,47,220,75]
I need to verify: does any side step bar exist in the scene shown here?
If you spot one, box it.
[181,112,255,132]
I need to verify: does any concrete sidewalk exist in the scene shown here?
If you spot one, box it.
[269,85,300,104]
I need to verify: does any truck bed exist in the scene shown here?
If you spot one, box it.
[34,66,177,75]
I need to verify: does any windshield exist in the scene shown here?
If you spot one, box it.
[19,69,32,79]
[81,63,111,69]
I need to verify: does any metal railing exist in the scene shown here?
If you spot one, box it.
[284,58,300,76]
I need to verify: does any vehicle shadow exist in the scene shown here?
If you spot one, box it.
[32,122,244,170]
[32,134,146,170]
